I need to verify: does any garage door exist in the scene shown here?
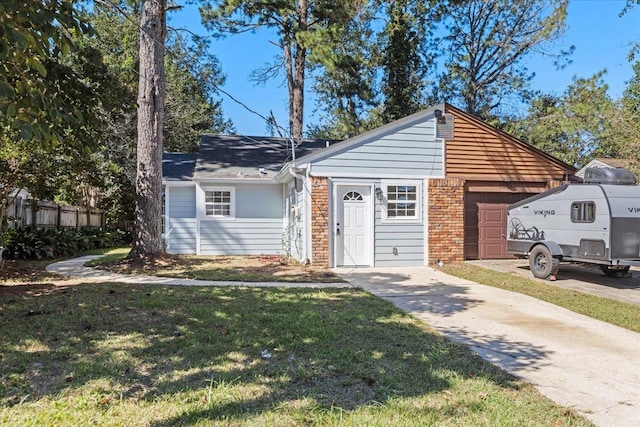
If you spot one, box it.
[465,193,532,260]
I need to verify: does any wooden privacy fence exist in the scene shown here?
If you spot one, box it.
[6,197,105,230]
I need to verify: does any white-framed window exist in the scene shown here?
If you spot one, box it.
[382,182,421,222]
[204,187,235,218]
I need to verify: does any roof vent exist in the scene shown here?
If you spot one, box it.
[435,112,454,140]
[583,167,636,185]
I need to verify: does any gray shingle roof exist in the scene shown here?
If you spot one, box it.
[192,134,332,180]
[163,152,197,181]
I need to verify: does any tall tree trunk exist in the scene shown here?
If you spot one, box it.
[130,0,166,258]
[290,0,307,142]
[283,27,294,139]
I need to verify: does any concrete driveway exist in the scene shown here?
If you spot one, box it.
[335,265,640,427]
[469,259,640,306]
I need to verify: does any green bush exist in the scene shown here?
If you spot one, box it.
[2,227,127,260]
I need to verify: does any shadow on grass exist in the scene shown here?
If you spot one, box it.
[0,282,546,425]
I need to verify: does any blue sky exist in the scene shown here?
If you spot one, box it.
[170,1,640,136]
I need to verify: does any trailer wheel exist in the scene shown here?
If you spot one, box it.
[599,265,630,278]
[529,245,559,279]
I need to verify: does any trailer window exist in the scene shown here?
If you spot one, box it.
[571,202,595,223]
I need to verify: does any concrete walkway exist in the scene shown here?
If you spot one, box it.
[47,257,640,425]
[45,256,351,288]
[335,266,640,427]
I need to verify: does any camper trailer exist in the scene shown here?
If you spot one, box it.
[506,167,640,279]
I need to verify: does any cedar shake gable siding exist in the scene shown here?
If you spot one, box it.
[443,104,575,183]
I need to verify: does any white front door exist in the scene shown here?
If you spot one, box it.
[336,185,371,266]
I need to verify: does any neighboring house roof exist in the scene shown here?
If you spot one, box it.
[163,153,197,181]
[595,158,627,168]
[193,135,332,180]
[575,158,627,178]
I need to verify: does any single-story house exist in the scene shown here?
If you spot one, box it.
[162,103,575,267]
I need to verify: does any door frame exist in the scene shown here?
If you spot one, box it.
[332,181,375,267]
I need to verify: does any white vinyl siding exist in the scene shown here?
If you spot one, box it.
[235,184,282,218]
[166,218,197,254]
[164,186,196,254]
[374,182,424,267]
[198,184,284,256]
[168,186,196,218]
[374,212,424,267]
[311,119,442,177]
[199,218,283,255]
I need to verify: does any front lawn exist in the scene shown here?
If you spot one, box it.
[89,251,345,283]
[0,282,590,426]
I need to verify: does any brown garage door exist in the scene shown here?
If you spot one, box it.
[465,193,532,260]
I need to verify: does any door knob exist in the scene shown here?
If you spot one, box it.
[336,222,340,235]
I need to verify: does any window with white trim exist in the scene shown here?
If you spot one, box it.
[385,184,419,220]
[204,187,235,218]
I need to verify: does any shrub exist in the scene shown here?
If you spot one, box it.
[2,227,127,260]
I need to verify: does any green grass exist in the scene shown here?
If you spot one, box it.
[442,263,640,333]
[82,247,131,257]
[0,283,591,426]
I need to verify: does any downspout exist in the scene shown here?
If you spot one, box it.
[289,165,308,263]
[305,167,312,266]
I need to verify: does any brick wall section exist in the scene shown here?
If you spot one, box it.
[428,178,465,264]
[310,176,330,267]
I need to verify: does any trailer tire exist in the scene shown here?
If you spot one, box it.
[529,245,559,279]
[599,265,630,278]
